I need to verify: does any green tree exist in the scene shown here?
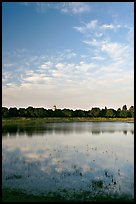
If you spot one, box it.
[120,105,128,118]
[122,105,127,110]
[120,110,128,118]
[116,108,121,117]
[99,108,106,117]
[26,106,35,117]
[62,109,73,117]
[73,110,86,117]
[2,107,9,118]
[127,106,134,118]
[34,108,47,117]
[18,108,27,117]
[90,107,100,117]
[129,106,134,112]
[105,108,116,118]
[8,107,18,117]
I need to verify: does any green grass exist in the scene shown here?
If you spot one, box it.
[2,117,134,124]
[2,188,64,202]
[2,187,134,202]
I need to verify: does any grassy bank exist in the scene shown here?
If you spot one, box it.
[2,117,134,124]
[2,187,134,202]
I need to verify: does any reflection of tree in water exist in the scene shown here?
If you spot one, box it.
[123,130,127,135]
[2,124,18,134]
[2,122,134,137]
[92,131,101,135]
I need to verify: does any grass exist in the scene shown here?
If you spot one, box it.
[2,187,134,202]
[2,117,134,124]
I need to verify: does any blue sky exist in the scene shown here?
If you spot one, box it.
[2,2,134,110]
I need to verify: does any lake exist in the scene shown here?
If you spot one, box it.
[2,121,134,201]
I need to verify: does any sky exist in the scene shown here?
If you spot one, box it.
[2,2,134,110]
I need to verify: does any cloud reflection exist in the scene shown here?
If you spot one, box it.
[2,122,134,199]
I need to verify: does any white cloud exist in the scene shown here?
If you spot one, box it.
[101,42,121,53]
[92,56,105,61]
[95,32,103,38]
[39,61,53,69]
[20,2,91,15]
[102,24,114,29]
[83,36,132,66]
[101,23,122,31]
[23,73,50,84]
[3,63,15,68]
[21,2,50,13]
[25,70,34,76]
[60,2,91,15]
[2,72,12,82]
[83,38,100,46]
[74,20,98,33]
[2,65,134,109]
[74,20,123,37]
[101,41,128,61]
[126,26,134,44]
[2,43,133,109]
[55,63,65,69]
[66,51,77,59]
[73,26,85,33]
[77,62,96,72]
[86,20,98,29]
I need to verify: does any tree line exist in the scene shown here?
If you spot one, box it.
[2,105,134,118]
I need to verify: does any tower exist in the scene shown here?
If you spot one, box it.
[52,105,56,111]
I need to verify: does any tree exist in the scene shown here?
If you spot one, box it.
[46,109,54,117]
[122,105,127,110]
[127,106,134,118]
[120,105,128,118]
[53,109,64,117]
[90,107,100,117]
[105,108,116,118]
[18,108,27,117]
[8,107,18,117]
[26,106,35,117]
[62,109,73,117]
[116,108,121,117]
[34,108,46,117]
[120,110,128,118]
[99,109,106,117]
[129,106,134,112]
[2,105,134,118]
[2,107,9,118]
[73,110,86,117]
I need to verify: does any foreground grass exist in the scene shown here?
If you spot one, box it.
[2,117,134,124]
[2,188,134,202]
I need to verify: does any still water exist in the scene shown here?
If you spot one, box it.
[2,121,134,199]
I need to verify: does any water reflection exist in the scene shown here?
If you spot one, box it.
[2,122,134,137]
[2,122,134,199]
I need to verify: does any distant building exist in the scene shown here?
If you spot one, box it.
[52,105,56,111]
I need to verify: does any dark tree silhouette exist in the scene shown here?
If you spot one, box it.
[2,105,134,118]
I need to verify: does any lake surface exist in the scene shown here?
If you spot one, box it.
[2,121,134,200]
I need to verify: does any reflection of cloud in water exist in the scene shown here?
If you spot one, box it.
[2,122,134,198]
[23,152,49,160]
[3,147,134,197]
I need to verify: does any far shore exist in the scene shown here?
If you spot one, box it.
[2,117,134,124]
